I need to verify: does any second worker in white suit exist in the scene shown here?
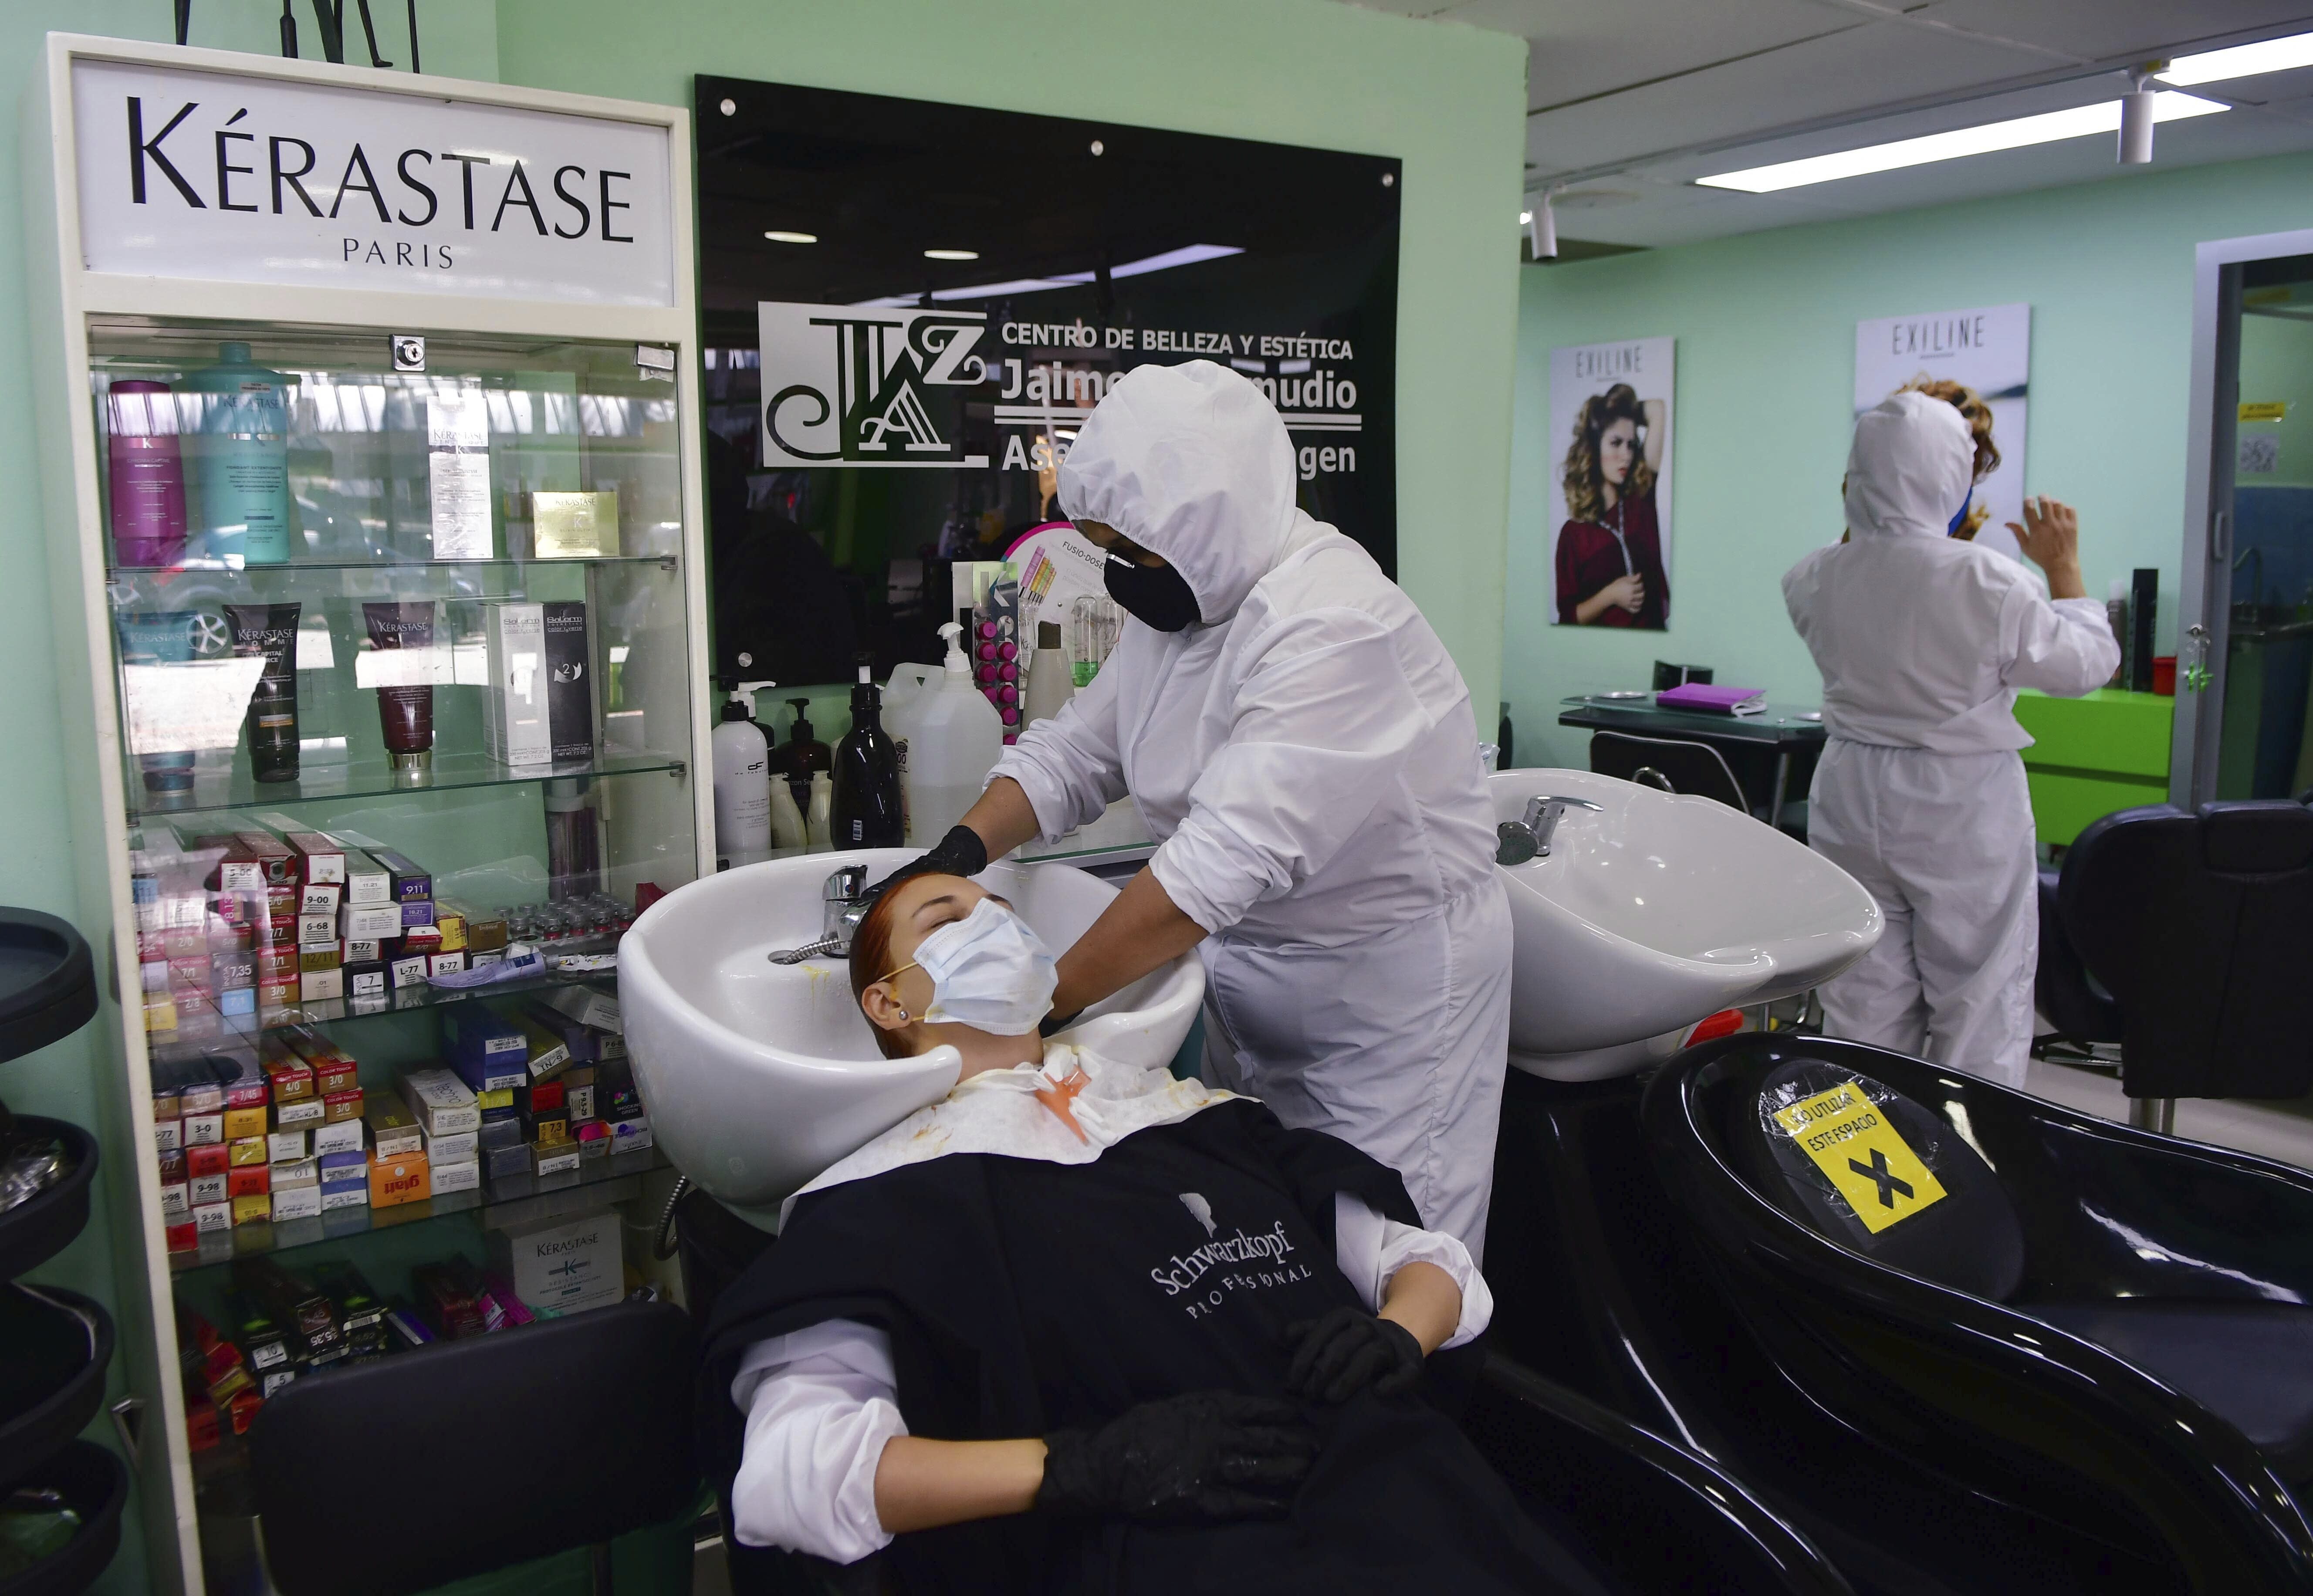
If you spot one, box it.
[892,359,1512,1256]
[1784,389,2120,1085]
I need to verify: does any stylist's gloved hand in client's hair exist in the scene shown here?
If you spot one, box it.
[868,824,989,897]
[1035,1392,1315,1525]
[1284,1306,1425,1403]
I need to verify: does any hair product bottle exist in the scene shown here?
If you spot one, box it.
[831,661,903,848]
[105,380,186,567]
[805,772,833,854]
[224,602,302,783]
[777,697,832,813]
[113,611,199,800]
[187,342,294,566]
[712,680,775,869]
[1021,620,1074,730]
[362,601,437,776]
[544,778,602,899]
[902,622,1004,844]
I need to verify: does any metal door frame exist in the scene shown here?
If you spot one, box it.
[2177,225,2313,806]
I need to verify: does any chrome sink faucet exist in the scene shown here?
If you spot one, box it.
[1496,796,1603,866]
[769,863,872,965]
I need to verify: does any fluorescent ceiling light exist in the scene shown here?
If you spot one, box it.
[852,244,1243,307]
[924,248,980,261]
[2166,31,2313,87]
[763,230,817,244]
[1698,91,2226,193]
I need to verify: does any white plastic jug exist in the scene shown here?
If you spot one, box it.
[905,623,1004,843]
[883,663,938,842]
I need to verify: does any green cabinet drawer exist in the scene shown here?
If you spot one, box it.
[2014,687,2174,779]
[2026,768,2169,846]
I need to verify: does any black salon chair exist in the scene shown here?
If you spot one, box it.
[2054,801,2313,1129]
[2032,866,2122,1060]
[250,1300,701,1596]
[1647,1033,2313,1593]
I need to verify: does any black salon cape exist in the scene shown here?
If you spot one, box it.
[701,1097,1599,1595]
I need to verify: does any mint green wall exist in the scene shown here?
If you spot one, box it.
[1506,149,2313,773]
[491,0,1529,717]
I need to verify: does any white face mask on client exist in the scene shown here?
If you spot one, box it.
[889,899,1058,1035]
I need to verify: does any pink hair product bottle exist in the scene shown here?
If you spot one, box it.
[106,380,186,567]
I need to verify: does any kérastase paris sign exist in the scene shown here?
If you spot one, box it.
[71,60,674,305]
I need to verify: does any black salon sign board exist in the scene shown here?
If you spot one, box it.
[694,77,1400,683]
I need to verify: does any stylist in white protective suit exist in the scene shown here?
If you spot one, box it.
[888,359,1512,1254]
[1784,389,2119,1084]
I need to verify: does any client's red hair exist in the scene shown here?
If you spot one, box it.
[849,883,914,1061]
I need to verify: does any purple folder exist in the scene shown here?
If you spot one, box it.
[1657,683,1766,715]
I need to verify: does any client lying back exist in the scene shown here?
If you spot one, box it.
[701,872,1597,1593]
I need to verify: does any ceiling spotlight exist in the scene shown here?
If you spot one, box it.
[924,248,980,261]
[1529,193,1558,260]
[763,230,817,244]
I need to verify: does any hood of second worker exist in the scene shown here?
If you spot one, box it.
[1844,389,1975,541]
[1057,359,1299,626]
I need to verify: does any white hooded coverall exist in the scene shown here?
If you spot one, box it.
[990,360,1512,1254]
[1783,391,2120,1084]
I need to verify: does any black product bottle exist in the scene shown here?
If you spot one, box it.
[777,696,832,809]
[1498,701,1514,770]
[831,663,903,847]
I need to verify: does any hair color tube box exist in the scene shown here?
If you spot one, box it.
[190,1171,228,1207]
[318,1149,367,1189]
[364,1098,423,1159]
[300,968,343,1003]
[388,953,429,990]
[223,1105,266,1141]
[369,1150,429,1207]
[184,1111,224,1147]
[400,900,436,930]
[431,1160,480,1196]
[312,1119,364,1158]
[341,903,402,941]
[478,1109,523,1151]
[343,936,385,964]
[232,830,297,886]
[298,883,341,917]
[321,1185,369,1213]
[231,1193,271,1226]
[284,832,345,885]
[270,1183,321,1222]
[401,1069,479,1136]
[541,601,595,761]
[533,1145,581,1178]
[483,602,551,766]
[365,848,431,903]
[227,1136,266,1168]
[425,1128,477,1165]
[430,951,467,979]
[347,962,387,1001]
[193,1200,231,1233]
[267,1127,309,1163]
[272,1155,317,1187]
[186,1143,228,1178]
[227,1164,269,1198]
[342,851,391,906]
[159,1180,188,1218]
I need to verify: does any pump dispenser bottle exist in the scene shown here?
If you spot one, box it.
[769,772,808,856]
[712,679,776,869]
[777,697,832,812]
[832,661,904,848]
[903,622,1005,844]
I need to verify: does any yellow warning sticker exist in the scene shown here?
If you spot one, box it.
[2241,401,2288,423]
[1770,1080,1946,1234]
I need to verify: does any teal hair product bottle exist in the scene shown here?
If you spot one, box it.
[187,342,294,565]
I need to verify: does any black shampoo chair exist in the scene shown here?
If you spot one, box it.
[252,1300,700,1596]
[2056,801,2313,1129]
[1648,1035,2313,1593]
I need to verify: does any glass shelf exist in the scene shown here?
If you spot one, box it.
[129,746,685,822]
[108,554,676,576]
[168,1148,667,1274]
[149,966,615,1055]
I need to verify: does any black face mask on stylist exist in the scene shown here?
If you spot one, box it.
[1104,554,1202,633]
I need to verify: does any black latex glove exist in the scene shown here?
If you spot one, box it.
[1284,1306,1425,1403]
[1035,1391,1316,1525]
[867,824,989,898]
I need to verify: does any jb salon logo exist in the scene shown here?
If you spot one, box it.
[757,301,991,470]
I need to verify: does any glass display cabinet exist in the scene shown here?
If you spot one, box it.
[27,37,708,1595]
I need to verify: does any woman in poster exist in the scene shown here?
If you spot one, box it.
[1554,384,1668,628]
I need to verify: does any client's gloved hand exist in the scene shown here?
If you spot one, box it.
[1284,1306,1425,1403]
[1035,1391,1316,1525]
[868,824,989,897]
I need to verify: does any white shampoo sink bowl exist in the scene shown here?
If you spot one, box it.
[1491,769,1880,1079]
[621,849,1203,1226]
